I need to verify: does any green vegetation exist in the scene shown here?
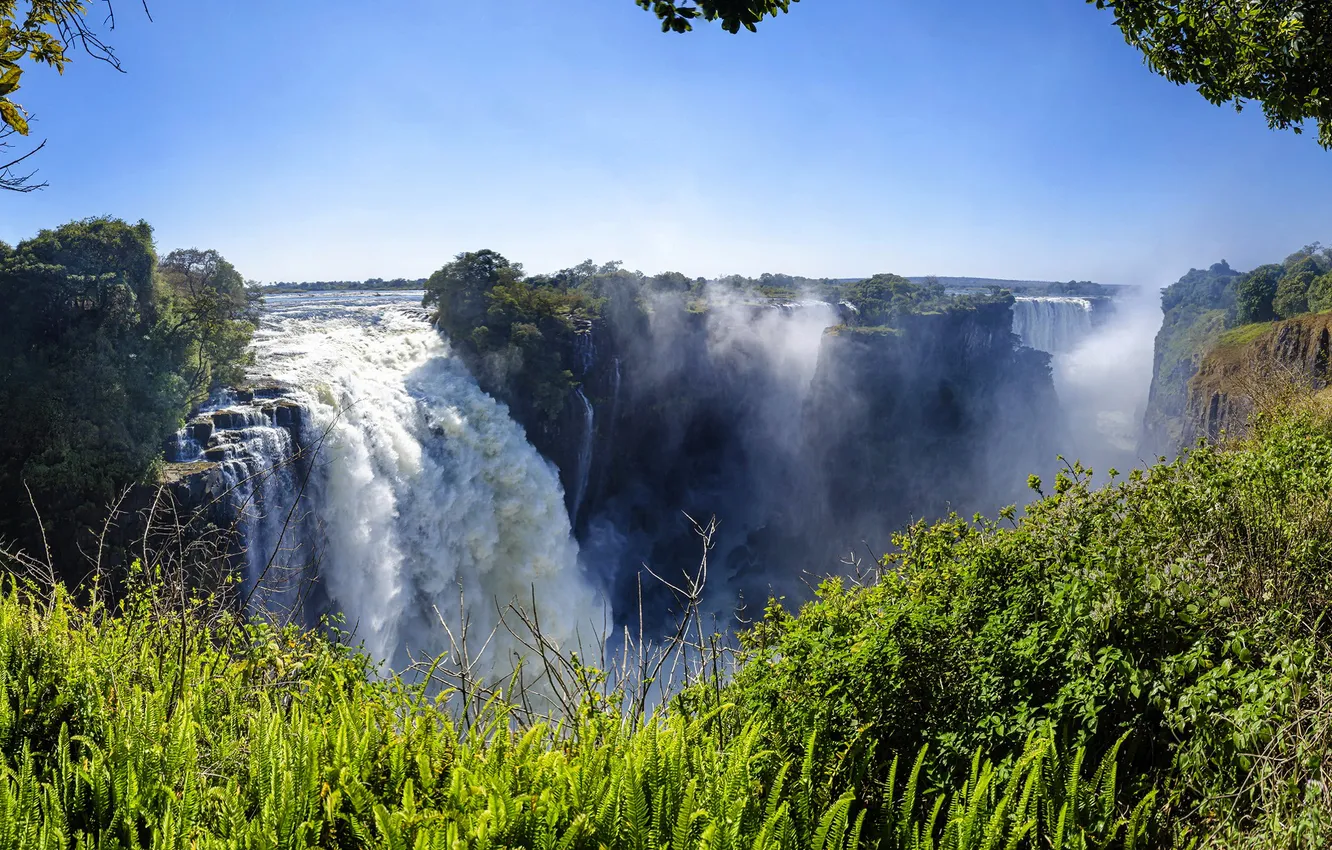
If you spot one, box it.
[0,567,1152,849]
[842,275,948,326]
[1143,246,1332,455]
[637,0,798,33]
[257,278,426,295]
[1090,0,1332,148]
[0,218,256,568]
[425,250,598,420]
[424,252,1017,424]
[840,275,1012,330]
[1045,280,1110,297]
[1213,320,1271,350]
[1230,247,1332,324]
[734,399,1332,847]
[12,389,1332,845]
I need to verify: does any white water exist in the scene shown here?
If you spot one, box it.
[1012,297,1094,353]
[571,388,594,524]
[1053,292,1160,468]
[217,423,303,600]
[233,292,600,671]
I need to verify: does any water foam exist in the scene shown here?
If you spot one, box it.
[246,292,601,671]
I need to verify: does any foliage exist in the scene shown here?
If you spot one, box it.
[0,218,255,568]
[14,398,1332,845]
[1046,280,1108,297]
[638,0,1332,148]
[839,275,1013,330]
[425,251,595,420]
[1090,0,1332,147]
[1231,264,1281,325]
[1144,250,1332,455]
[637,0,798,33]
[158,248,259,394]
[0,560,1155,849]
[0,0,77,138]
[1307,271,1332,313]
[729,400,1332,844]
[0,0,127,190]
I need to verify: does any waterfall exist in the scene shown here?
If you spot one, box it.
[610,357,622,432]
[168,396,307,607]
[186,291,600,672]
[1012,297,1094,353]
[570,387,594,524]
[574,330,595,377]
[214,421,303,599]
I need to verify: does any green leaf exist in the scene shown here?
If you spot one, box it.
[0,65,19,97]
[0,98,28,134]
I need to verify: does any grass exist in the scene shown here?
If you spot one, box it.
[0,579,1152,849]
[1214,320,1273,350]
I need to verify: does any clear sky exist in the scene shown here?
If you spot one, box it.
[2,0,1331,286]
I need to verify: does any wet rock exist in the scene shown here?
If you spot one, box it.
[248,380,293,400]
[204,445,231,462]
[189,417,214,445]
[274,401,302,429]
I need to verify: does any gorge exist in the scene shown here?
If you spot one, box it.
[163,279,1156,667]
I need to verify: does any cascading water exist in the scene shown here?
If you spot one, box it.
[570,388,594,524]
[182,291,601,672]
[216,419,303,601]
[168,399,308,607]
[1012,297,1094,353]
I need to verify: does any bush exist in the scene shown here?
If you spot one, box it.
[729,400,1332,844]
[0,572,1153,849]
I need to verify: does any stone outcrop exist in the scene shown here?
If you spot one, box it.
[1183,313,1332,445]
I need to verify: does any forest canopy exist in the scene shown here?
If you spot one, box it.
[0,217,256,564]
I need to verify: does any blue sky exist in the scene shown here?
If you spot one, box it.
[2,0,1330,286]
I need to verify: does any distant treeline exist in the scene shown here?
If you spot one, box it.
[910,277,1119,297]
[253,273,1120,301]
[255,277,426,294]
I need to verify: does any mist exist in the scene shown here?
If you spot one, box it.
[573,281,1069,632]
[1051,289,1163,479]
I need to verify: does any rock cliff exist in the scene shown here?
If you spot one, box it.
[1183,313,1332,444]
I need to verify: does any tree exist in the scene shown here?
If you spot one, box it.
[1092,1,1332,147]
[423,249,524,333]
[637,0,796,33]
[1,0,129,191]
[1307,271,1332,313]
[1231,264,1282,324]
[1273,269,1312,319]
[158,248,258,398]
[425,250,599,421]
[842,273,944,326]
[0,218,173,557]
[0,217,257,566]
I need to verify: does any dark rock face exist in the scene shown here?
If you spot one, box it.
[803,304,1057,554]
[189,417,214,445]
[478,298,1059,627]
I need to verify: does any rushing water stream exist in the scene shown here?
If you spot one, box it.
[1011,296,1094,353]
[179,291,600,672]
